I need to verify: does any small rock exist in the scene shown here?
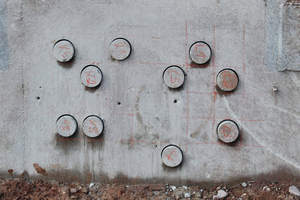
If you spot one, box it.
[89,183,95,188]
[289,185,300,196]
[70,188,77,194]
[60,188,70,196]
[170,185,177,191]
[80,187,89,194]
[183,186,188,190]
[203,190,209,197]
[285,195,295,200]
[216,189,228,199]
[194,192,202,198]
[184,193,191,198]
[242,182,247,187]
[152,191,160,195]
[263,186,270,191]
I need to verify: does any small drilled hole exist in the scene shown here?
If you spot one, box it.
[174,99,177,103]
[118,102,122,106]
[36,97,40,100]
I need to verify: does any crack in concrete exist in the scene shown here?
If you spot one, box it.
[222,95,300,170]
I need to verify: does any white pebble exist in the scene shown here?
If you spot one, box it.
[89,183,95,188]
[217,190,228,199]
[184,193,191,198]
[289,185,300,196]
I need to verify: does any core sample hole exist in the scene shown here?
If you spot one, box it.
[36,97,40,100]
[174,99,177,103]
[118,102,122,106]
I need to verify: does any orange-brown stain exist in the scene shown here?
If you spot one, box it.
[33,163,48,176]
[8,169,13,175]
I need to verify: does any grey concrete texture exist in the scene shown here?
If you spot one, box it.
[1,0,300,186]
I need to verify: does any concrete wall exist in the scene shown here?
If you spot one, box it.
[1,0,300,186]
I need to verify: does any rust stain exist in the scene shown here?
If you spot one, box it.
[33,163,48,176]
[50,164,62,168]
[213,91,217,102]
[8,169,13,175]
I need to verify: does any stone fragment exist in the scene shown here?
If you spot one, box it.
[80,186,89,194]
[89,183,95,188]
[70,188,77,194]
[194,192,202,198]
[184,193,191,198]
[215,189,228,199]
[242,182,247,187]
[289,185,300,196]
[263,186,270,191]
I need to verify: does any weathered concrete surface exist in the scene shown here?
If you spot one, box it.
[1,0,300,186]
[278,3,300,71]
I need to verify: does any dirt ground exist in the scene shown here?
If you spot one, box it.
[0,178,300,200]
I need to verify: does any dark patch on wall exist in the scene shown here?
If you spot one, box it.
[0,2,9,70]
[1,167,300,189]
[53,132,81,153]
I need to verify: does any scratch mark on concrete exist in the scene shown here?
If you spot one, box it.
[269,105,300,120]
[222,95,300,170]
